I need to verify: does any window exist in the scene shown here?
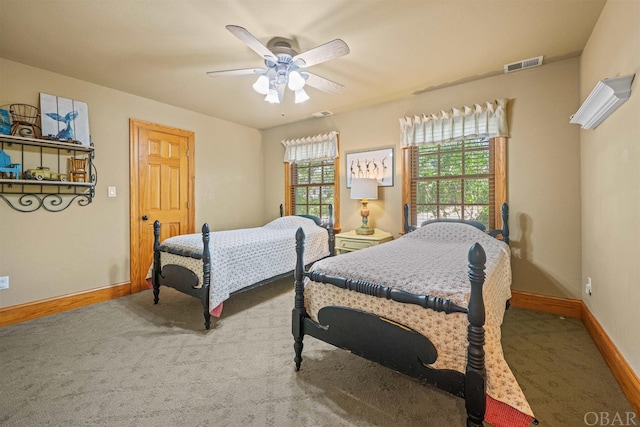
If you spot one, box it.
[402,136,506,230]
[284,159,340,229]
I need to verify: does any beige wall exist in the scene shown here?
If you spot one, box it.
[1,3,637,381]
[0,58,263,308]
[263,57,583,299]
[580,0,640,374]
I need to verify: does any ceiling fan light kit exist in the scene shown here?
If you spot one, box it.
[252,75,270,95]
[287,70,306,91]
[265,89,280,104]
[207,25,349,104]
[294,88,310,103]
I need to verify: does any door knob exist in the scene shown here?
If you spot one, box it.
[141,215,149,221]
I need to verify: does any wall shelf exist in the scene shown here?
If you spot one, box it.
[0,134,96,212]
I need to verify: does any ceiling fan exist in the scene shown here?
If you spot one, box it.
[206,25,350,104]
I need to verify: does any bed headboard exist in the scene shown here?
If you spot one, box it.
[279,203,335,254]
[278,203,334,227]
[419,218,486,231]
[297,214,321,225]
[403,203,510,244]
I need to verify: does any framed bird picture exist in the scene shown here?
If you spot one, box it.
[40,93,90,145]
[346,147,394,188]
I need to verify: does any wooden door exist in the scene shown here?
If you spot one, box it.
[129,119,195,293]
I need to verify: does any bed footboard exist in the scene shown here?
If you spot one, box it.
[292,227,487,427]
[152,221,213,329]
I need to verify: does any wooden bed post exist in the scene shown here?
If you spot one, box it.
[292,227,306,370]
[152,220,161,304]
[328,204,335,256]
[465,243,487,427]
[201,223,212,330]
[500,203,509,244]
[403,203,411,233]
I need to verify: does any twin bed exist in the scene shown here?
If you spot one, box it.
[149,208,334,329]
[293,204,535,427]
[150,203,535,426]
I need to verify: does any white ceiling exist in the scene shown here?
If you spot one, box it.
[0,0,606,130]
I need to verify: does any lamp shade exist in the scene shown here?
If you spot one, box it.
[252,75,270,95]
[294,88,310,104]
[570,74,635,129]
[264,89,280,104]
[350,178,378,200]
[288,70,306,91]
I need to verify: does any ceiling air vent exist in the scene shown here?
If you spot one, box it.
[312,110,334,118]
[504,56,543,73]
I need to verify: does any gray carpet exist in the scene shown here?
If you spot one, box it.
[0,278,634,426]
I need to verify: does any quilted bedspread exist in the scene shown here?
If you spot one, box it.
[148,216,330,316]
[304,222,535,426]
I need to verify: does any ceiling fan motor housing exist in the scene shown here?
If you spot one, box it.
[267,37,299,56]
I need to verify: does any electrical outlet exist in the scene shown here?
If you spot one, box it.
[585,277,592,296]
[0,276,8,290]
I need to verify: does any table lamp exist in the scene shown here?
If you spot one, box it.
[350,178,378,235]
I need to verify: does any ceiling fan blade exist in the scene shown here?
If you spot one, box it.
[304,72,345,94]
[206,68,264,77]
[293,39,350,68]
[226,25,277,62]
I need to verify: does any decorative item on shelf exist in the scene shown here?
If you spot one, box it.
[40,135,83,144]
[50,173,68,182]
[40,93,91,145]
[69,157,88,182]
[351,178,378,235]
[25,167,52,181]
[0,149,21,179]
[0,109,11,135]
[22,167,68,182]
[570,74,635,129]
[9,104,41,138]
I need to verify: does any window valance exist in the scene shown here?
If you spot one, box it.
[282,131,339,163]
[399,98,509,147]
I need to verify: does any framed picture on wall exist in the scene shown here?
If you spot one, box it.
[0,109,10,135]
[346,147,394,188]
[40,93,91,145]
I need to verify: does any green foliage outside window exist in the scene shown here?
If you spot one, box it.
[414,138,492,227]
[292,159,335,222]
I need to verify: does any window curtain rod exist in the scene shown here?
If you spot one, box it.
[399,98,509,147]
[282,131,339,163]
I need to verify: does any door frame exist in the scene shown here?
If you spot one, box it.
[129,119,196,293]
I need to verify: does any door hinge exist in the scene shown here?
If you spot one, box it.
[187,201,190,209]
[186,149,190,158]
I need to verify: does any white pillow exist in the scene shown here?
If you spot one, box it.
[263,215,317,230]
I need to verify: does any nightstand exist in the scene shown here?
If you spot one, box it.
[334,229,394,254]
